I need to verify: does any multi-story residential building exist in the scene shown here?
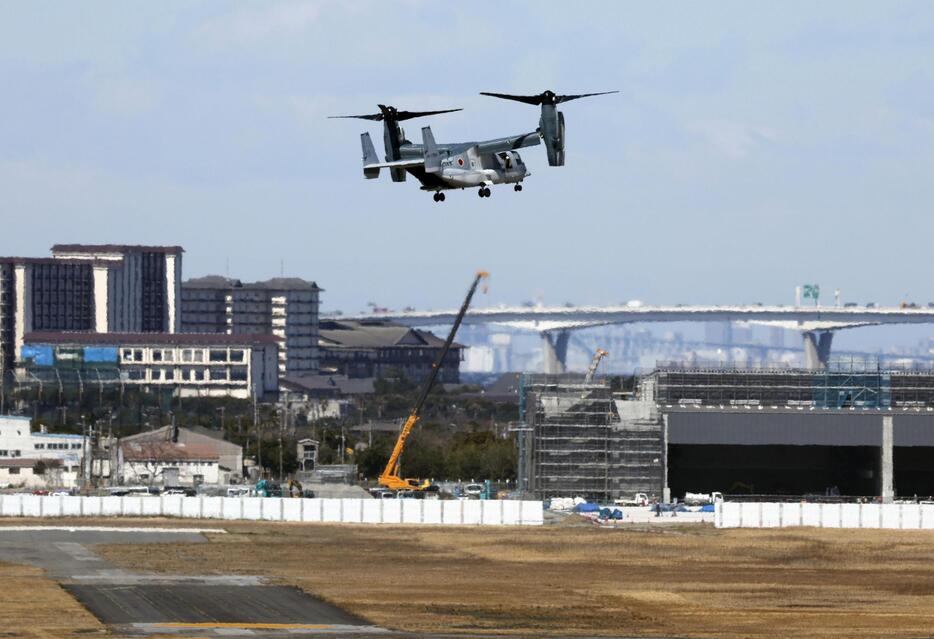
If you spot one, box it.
[0,415,87,488]
[319,319,462,383]
[20,332,279,399]
[181,276,321,378]
[0,245,183,381]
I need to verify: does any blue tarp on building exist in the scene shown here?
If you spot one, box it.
[21,345,53,366]
[83,347,119,363]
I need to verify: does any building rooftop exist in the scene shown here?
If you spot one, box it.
[0,459,41,468]
[319,319,455,350]
[184,275,321,291]
[51,244,184,255]
[0,257,116,266]
[282,374,375,395]
[24,331,280,346]
[121,440,220,462]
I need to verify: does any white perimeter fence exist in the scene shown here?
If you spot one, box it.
[0,494,543,526]
[717,501,934,530]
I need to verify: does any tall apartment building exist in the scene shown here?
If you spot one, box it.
[0,245,182,380]
[181,276,321,377]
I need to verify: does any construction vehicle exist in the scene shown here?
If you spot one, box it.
[378,271,489,492]
[584,348,609,383]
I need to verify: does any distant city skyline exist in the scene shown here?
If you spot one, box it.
[3,2,934,318]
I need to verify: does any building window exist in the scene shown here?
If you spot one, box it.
[230,349,245,362]
[71,443,82,450]
[181,349,192,363]
[209,349,227,362]
[0,451,7,457]
[193,350,204,363]
[133,349,143,361]
[123,349,134,361]
[34,443,45,450]
[230,367,248,381]
[163,350,174,363]
[139,473,149,481]
[12,450,20,457]
[9,468,19,475]
[152,350,163,362]
[209,368,227,381]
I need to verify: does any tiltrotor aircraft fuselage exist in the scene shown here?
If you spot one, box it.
[331,90,616,202]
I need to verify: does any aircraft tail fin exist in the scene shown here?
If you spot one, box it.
[422,126,441,174]
[361,132,380,179]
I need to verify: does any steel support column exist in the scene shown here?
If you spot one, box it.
[881,415,894,503]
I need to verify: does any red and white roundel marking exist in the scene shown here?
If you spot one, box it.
[457,158,464,166]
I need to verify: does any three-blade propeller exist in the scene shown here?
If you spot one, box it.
[479,90,618,106]
[329,105,462,122]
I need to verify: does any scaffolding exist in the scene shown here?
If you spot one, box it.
[653,364,934,409]
[521,374,663,502]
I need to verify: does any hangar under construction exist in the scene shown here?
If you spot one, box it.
[519,364,934,503]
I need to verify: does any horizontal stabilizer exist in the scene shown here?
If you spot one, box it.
[364,158,425,170]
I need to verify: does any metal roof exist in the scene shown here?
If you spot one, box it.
[24,331,280,346]
[51,244,184,254]
[183,275,321,291]
[319,320,454,350]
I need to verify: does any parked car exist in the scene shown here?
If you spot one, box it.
[464,483,483,497]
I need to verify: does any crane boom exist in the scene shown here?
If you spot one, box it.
[584,349,609,384]
[378,271,489,491]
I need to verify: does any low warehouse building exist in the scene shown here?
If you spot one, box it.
[118,425,243,487]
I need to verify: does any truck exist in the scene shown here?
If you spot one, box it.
[683,491,723,505]
[614,492,649,506]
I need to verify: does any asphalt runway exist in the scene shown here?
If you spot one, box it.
[0,526,386,637]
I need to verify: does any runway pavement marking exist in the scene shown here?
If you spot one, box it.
[155,623,335,629]
[0,525,226,533]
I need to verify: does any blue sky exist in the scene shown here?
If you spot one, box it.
[2,1,934,317]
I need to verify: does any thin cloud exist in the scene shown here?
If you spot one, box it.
[196,2,324,45]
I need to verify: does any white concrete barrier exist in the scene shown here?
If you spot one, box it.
[0,494,543,526]
[716,501,934,530]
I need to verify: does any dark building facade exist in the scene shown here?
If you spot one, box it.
[319,319,461,383]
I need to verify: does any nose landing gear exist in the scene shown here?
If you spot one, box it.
[514,184,523,192]
[433,192,446,202]
[477,187,491,198]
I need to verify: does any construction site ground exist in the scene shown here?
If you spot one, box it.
[5,516,934,638]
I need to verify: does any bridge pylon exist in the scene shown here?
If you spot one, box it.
[803,330,834,370]
[542,330,570,374]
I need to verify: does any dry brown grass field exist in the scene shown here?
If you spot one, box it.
[0,560,104,638]
[75,517,934,638]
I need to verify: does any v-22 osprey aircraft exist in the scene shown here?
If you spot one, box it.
[331,90,617,202]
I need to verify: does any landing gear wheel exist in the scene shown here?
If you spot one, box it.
[514,184,523,192]
[477,188,485,198]
[438,192,445,202]
[433,193,440,202]
[478,187,491,198]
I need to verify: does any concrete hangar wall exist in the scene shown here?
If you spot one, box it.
[664,409,934,500]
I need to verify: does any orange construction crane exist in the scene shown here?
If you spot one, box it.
[584,348,609,384]
[378,271,489,492]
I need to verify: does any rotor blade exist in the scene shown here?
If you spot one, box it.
[555,90,619,103]
[394,108,462,121]
[479,92,545,105]
[328,113,384,121]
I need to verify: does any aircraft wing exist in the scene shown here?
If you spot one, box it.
[363,158,425,170]
[474,131,541,155]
